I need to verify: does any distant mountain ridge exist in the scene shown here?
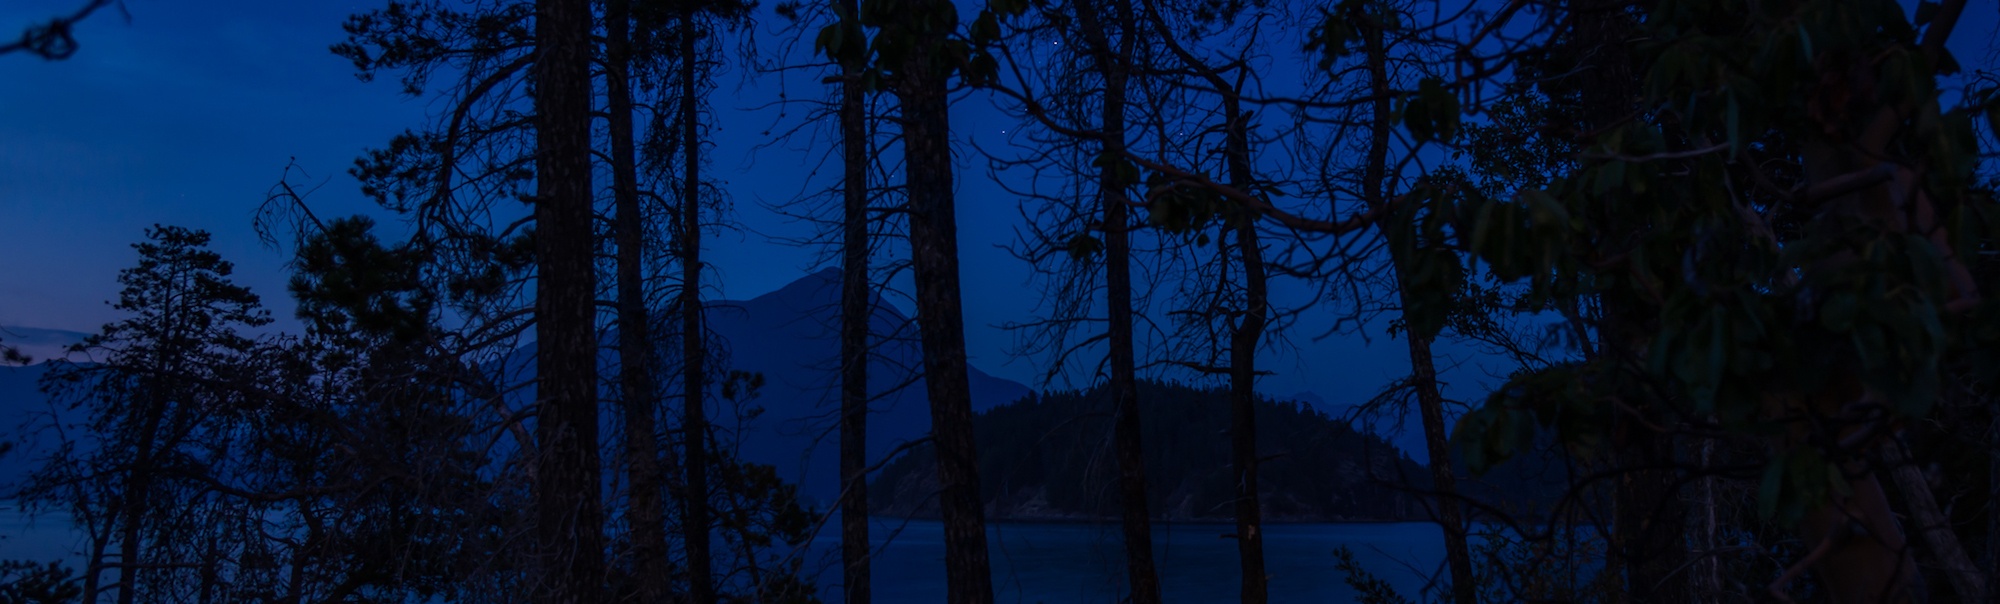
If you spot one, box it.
[0,272,1567,525]
[702,268,1034,505]
[0,270,1035,508]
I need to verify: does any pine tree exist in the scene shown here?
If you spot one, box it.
[529,0,604,601]
[28,226,269,604]
[605,0,672,600]
[871,0,995,598]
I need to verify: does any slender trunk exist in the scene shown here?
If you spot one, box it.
[1356,16,1474,603]
[1563,3,1688,600]
[1609,365,1686,602]
[1218,101,1269,604]
[836,0,873,600]
[1139,10,1268,598]
[531,0,604,600]
[82,529,105,604]
[1691,436,1722,600]
[280,503,308,604]
[678,12,717,604]
[1886,441,1985,601]
[894,9,994,601]
[1402,330,1476,604]
[1785,3,1981,599]
[1798,466,1916,603]
[1990,401,1999,597]
[608,2,669,600]
[1226,224,1268,604]
[116,397,163,604]
[1103,77,1162,604]
[1071,0,1160,600]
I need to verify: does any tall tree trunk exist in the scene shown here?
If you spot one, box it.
[1137,13,1269,599]
[1609,376,1686,603]
[1218,101,1269,604]
[1358,15,1475,604]
[1783,4,1979,600]
[1990,401,1999,598]
[531,0,604,600]
[893,7,994,601]
[1072,0,1161,600]
[82,530,105,604]
[1400,330,1476,604]
[1796,460,1917,603]
[1226,220,1268,604]
[1691,437,1723,600]
[608,1,669,601]
[116,396,164,604]
[1563,2,1688,600]
[678,11,717,604]
[1885,440,1985,602]
[1102,67,1163,604]
[836,0,873,600]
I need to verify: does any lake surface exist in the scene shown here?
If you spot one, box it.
[847,518,1446,603]
[0,510,1448,602]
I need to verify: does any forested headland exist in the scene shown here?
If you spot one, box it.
[5,0,2000,602]
[870,381,1435,522]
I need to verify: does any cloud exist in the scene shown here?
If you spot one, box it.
[0,324,89,364]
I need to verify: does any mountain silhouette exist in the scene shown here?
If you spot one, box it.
[706,268,1033,505]
[0,271,1036,507]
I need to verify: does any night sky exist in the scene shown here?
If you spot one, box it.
[30,1,1983,460]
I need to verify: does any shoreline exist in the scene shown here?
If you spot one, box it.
[866,513,1430,526]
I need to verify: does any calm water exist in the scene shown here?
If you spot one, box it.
[836,520,1448,604]
[0,510,1448,602]
[845,518,1446,603]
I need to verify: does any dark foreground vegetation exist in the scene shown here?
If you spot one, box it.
[6,0,2000,602]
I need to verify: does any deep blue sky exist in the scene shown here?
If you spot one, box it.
[0,2,1030,320]
[41,0,1985,458]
